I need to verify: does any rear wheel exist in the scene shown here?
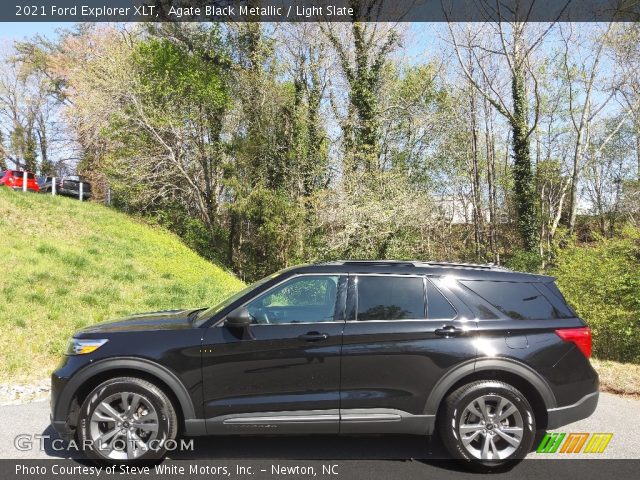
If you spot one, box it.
[438,380,535,471]
[77,377,177,463]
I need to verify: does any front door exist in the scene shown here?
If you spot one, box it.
[201,274,347,434]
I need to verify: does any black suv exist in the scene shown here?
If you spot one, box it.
[51,261,598,468]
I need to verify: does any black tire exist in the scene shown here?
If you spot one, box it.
[438,380,535,471]
[77,377,178,464]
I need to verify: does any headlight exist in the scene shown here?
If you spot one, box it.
[66,338,108,355]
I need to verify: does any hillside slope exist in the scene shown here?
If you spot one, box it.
[0,189,244,382]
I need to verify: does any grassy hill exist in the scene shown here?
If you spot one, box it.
[0,189,244,382]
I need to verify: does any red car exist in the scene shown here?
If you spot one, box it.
[0,170,40,192]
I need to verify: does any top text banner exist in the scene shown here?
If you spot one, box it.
[6,0,640,22]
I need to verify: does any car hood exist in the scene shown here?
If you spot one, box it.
[77,308,203,334]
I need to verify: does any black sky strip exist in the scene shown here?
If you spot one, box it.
[6,0,640,22]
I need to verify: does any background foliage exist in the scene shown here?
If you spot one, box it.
[1,19,640,365]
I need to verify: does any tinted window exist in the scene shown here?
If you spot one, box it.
[537,283,575,317]
[452,279,501,320]
[11,171,35,179]
[460,280,570,320]
[426,280,457,319]
[356,276,425,321]
[247,275,339,324]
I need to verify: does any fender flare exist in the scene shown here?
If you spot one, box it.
[54,357,197,422]
[423,357,557,415]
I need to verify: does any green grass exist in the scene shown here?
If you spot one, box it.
[0,189,244,382]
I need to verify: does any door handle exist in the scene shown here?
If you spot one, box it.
[298,332,328,342]
[435,325,464,338]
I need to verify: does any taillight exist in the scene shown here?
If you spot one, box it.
[555,327,592,358]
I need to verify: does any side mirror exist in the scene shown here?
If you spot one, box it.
[224,306,252,328]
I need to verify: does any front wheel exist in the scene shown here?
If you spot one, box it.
[77,377,178,463]
[438,380,535,470]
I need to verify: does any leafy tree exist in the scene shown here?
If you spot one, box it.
[230,187,306,281]
[323,10,399,175]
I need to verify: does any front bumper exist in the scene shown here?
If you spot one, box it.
[546,391,599,430]
[50,356,91,440]
[50,416,74,441]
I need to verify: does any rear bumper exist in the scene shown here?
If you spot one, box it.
[546,391,599,430]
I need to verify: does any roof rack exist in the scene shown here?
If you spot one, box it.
[319,260,509,271]
[339,260,416,267]
[417,261,509,271]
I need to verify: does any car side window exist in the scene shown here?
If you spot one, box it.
[460,280,571,320]
[355,276,425,321]
[426,280,457,320]
[246,275,339,324]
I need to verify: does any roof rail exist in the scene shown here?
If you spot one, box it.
[418,261,509,270]
[318,260,509,271]
[339,260,416,267]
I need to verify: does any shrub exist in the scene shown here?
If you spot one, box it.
[551,227,640,362]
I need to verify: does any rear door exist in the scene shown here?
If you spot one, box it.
[339,274,477,433]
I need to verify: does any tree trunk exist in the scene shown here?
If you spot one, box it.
[37,112,52,175]
[469,81,483,258]
[511,65,538,252]
[484,98,498,263]
[635,112,640,180]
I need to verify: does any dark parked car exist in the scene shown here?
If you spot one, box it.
[51,261,598,468]
[40,175,91,200]
[0,169,40,192]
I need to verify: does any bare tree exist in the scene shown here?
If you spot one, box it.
[447,7,557,253]
[609,23,640,180]
[559,23,631,232]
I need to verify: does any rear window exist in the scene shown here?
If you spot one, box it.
[537,282,575,317]
[460,280,572,320]
[356,276,425,321]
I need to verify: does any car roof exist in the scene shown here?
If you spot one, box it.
[286,260,553,282]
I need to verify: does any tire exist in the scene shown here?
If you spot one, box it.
[77,377,178,464]
[438,380,535,471]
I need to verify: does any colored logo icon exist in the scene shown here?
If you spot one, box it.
[537,432,613,454]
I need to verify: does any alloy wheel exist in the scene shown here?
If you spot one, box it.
[88,392,160,460]
[457,393,524,460]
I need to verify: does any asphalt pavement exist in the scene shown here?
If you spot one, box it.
[0,393,638,479]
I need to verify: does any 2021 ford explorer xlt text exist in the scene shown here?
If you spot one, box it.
[51,261,598,468]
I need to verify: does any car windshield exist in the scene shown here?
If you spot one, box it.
[194,269,291,325]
